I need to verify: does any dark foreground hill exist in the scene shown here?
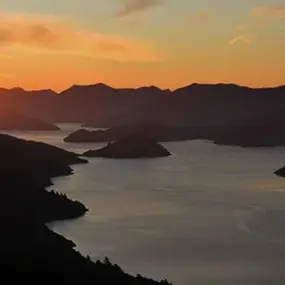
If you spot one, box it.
[0,133,87,187]
[83,134,171,158]
[0,133,170,284]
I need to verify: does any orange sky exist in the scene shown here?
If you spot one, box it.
[0,1,284,91]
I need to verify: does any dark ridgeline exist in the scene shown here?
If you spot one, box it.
[0,88,59,131]
[1,83,285,146]
[83,134,171,158]
[0,133,170,284]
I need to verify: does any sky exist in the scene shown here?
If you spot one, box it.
[0,0,284,91]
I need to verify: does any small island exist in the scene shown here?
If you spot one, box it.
[83,134,171,158]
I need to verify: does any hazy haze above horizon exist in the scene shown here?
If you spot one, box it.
[0,0,284,91]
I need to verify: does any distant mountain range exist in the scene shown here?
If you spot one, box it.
[0,109,59,131]
[1,83,285,143]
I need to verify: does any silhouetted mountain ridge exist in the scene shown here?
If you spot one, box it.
[61,83,115,95]
[1,83,285,138]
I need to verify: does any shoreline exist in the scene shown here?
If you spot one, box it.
[0,132,170,284]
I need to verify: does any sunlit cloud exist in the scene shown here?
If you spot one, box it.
[116,0,162,17]
[0,12,161,62]
[252,6,285,19]
[229,34,255,45]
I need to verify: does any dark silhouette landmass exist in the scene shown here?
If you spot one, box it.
[274,166,285,178]
[0,133,170,284]
[214,127,285,147]
[0,108,59,131]
[0,103,59,131]
[83,134,171,158]
[68,123,285,147]
[2,83,285,146]
[0,133,87,187]
[64,125,194,143]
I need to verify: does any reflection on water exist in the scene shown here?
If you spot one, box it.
[5,124,285,285]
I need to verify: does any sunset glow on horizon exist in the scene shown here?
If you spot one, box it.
[0,0,284,92]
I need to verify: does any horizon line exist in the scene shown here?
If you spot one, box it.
[1,82,285,94]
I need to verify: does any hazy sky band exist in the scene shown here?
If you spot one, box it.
[0,0,284,91]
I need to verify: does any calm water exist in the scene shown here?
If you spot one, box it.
[6,124,285,285]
